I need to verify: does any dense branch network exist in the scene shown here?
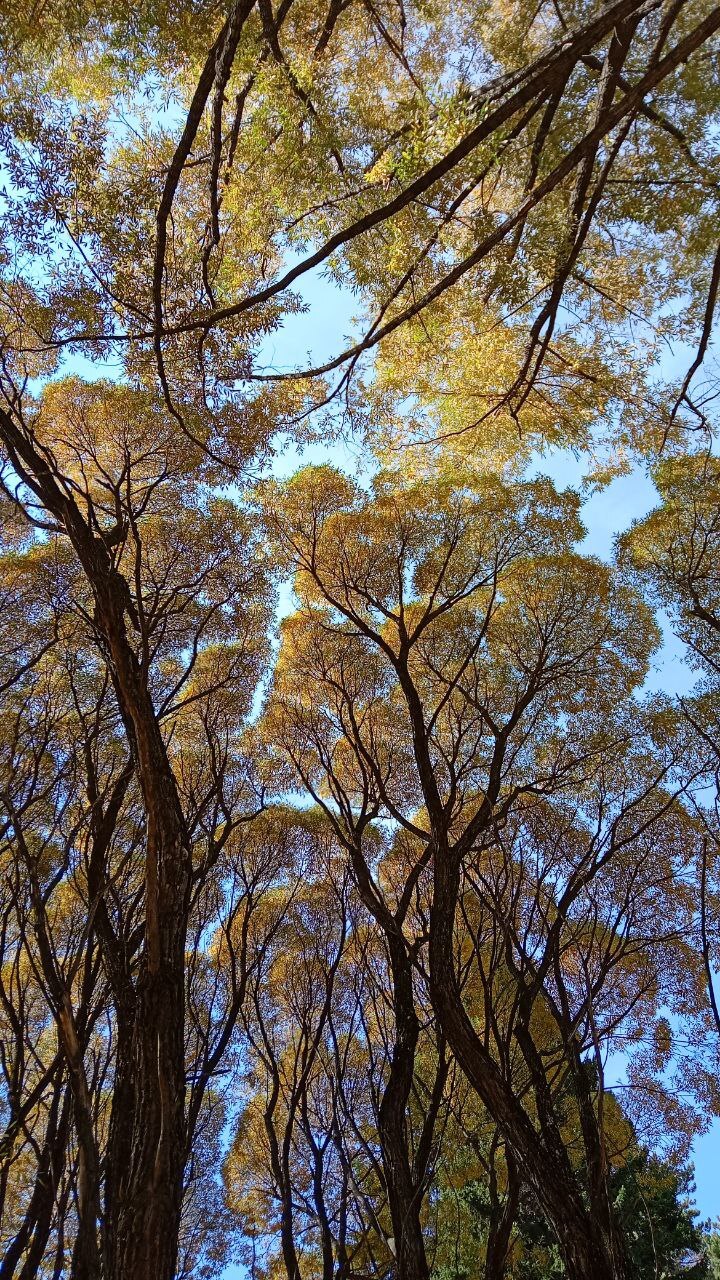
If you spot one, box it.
[1,5,720,1280]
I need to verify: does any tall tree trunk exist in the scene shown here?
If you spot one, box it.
[346,835,431,1280]
[377,933,429,1280]
[428,845,629,1280]
[103,969,188,1280]
[0,407,193,1280]
[484,1143,519,1280]
[92,586,191,1280]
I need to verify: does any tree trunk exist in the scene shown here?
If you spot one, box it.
[346,834,431,1280]
[377,934,429,1280]
[103,972,187,1280]
[84,566,192,1280]
[484,1144,519,1280]
[0,1084,70,1280]
[0,409,193,1280]
[428,845,629,1280]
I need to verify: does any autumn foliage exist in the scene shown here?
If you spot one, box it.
[0,4,720,1280]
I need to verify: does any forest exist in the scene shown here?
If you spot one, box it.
[1,2,720,1278]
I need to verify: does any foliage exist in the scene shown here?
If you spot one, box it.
[1,4,720,1280]
[510,1153,708,1280]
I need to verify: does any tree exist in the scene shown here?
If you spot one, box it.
[224,811,453,1280]
[0,378,273,1279]
[510,1151,708,1279]
[431,1081,709,1280]
[620,453,720,1062]
[1,1,719,442]
[706,1226,720,1279]
[261,462,708,1280]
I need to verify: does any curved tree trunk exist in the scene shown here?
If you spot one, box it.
[428,845,630,1280]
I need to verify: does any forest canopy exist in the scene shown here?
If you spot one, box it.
[1,3,720,1280]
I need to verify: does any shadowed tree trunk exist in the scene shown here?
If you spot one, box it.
[0,1083,71,1280]
[377,931,429,1280]
[428,841,630,1280]
[0,404,193,1280]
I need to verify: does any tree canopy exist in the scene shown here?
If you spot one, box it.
[1,3,720,1280]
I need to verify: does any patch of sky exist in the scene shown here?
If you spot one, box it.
[528,444,695,697]
[602,1033,720,1225]
[254,257,360,379]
